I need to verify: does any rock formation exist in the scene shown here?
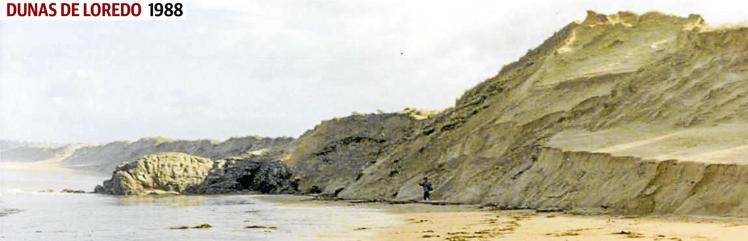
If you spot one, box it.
[95,151,298,195]
[285,113,420,194]
[94,152,214,195]
[192,152,297,194]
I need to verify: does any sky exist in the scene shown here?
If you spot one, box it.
[1,0,747,143]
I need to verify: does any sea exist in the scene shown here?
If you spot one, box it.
[0,166,396,241]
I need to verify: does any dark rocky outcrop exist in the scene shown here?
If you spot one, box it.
[285,113,421,195]
[170,224,212,229]
[60,188,86,194]
[192,153,297,194]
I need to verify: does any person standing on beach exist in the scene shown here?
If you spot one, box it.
[419,176,433,201]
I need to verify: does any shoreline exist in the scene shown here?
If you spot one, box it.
[4,162,748,240]
[263,195,748,241]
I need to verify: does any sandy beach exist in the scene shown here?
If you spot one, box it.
[275,198,748,241]
[375,208,747,241]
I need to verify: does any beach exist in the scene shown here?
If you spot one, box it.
[281,199,748,241]
[2,161,747,241]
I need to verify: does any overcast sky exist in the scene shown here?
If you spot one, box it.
[1,0,747,143]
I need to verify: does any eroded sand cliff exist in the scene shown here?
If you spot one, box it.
[327,11,748,216]
[76,11,748,216]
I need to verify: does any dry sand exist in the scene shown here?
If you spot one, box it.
[374,208,748,241]
[275,198,748,241]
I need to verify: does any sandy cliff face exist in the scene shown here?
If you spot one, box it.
[486,148,748,216]
[318,11,748,216]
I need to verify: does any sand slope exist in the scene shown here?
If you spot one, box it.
[329,11,748,217]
